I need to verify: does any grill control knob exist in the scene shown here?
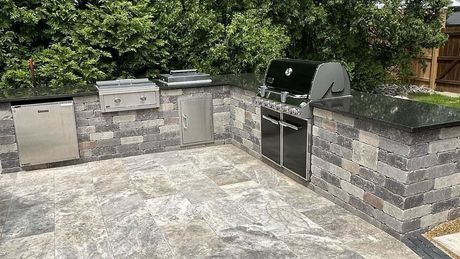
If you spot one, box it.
[263,100,270,107]
[283,105,290,113]
[270,102,277,109]
[290,108,300,115]
[275,103,283,110]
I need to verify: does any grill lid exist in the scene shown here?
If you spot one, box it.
[158,69,212,87]
[96,78,158,95]
[265,59,322,95]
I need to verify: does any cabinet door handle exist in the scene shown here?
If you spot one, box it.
[114,98,121,104]
[140,96,147,101]
[182,115,188,129]
[262,115,279,125]
[279,121,301,131]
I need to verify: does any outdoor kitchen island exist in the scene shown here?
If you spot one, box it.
[310,92,460,239]
[0,73,459,243]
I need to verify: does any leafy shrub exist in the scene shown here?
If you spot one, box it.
[0,0,450,90]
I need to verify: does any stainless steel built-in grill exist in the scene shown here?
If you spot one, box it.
[157,69,212,87]
[257,58,351,180]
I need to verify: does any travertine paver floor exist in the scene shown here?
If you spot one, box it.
[0,145,419,258]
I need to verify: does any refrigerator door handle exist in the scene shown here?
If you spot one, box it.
[279,121,301,131]
[262,115,279,125]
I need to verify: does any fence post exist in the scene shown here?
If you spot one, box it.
[429,47,439,90]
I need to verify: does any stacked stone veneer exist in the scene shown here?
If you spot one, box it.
[0,103,19,173]
[310,108,460,238]
[229,87,261,158]
[0,85,262,173]
[74,86,234,162]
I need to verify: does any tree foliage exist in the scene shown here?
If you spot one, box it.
[0,0,450,90]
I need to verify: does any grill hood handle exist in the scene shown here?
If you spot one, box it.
[170,69,198,75]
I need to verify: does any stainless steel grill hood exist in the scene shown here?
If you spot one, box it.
[158,69,212,87]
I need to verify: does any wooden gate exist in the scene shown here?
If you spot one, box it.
[412,26,460,93]
[435,27,460,93]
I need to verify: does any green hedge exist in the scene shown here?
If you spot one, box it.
[0,0,449,90]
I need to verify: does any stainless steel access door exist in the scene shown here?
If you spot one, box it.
[178,94,214,146]
[12,101,80,166]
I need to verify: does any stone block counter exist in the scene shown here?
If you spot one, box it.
[310,92,460,238]
[0,74,262,173]
[1,74,459,240]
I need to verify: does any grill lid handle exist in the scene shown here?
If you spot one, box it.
[170,69,198,75]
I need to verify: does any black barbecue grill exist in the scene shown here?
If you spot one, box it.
[257,58,351,180]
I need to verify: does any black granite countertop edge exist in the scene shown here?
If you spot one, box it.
[310,92,460,133]
[0,74,261,103]
[311,103,460,133]
[0,90,98,103]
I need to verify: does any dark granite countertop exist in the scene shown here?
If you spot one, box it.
[311,91,460,132]
[0,84,97,103]
[0,73,262,103]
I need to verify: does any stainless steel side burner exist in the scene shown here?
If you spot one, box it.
[157,69,212,87]
[96,78,160,113]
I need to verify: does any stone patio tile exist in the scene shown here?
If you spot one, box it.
[55,212,112,259]
[345,236,419,259]
[213,225,297,258]
[246,203,324,236]
[279,231,364,259]
[433,232,460,256]
[235,160,294,188]
[185,152,232,170]
[201,165,251,186]
[54,164,93,192]
[0,232,54,259]
[194,197,259,232]
[175,176,228,204]
[302,205,389,243]
[145,193,197,226]
[130,173,178,200]
[274,184,336,213]
[161,218,225,258]
[9,184,54,211]
[222,182,289,209]
[1,202,54,240]
[98,189,145,222]
[15,169,54,187]
[104,206,173,258]
[55,188,100,221]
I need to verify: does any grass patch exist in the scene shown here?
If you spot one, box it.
[409,93,460,109]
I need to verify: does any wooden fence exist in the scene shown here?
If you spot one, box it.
[413,26,460,93]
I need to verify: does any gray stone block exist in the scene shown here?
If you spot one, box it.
[312,147,342,167]
[358,166,385,185]
[448,208,460,220]
[0,136,16,145]
[403,194,424,209]
[379,137,410,157]
[349,195,374,215]
[352,141,378,170]
[437,150,460,164]
[337,135,353,150]
[408,143,429,158]
[374,186,404,208]
[384,178,406,196]
[320,170,341,187]
[377,162,408,183]
[407,154,438,171]
[424,163,457,180]
[423,188,452,204]
[350,174,376,192]
[378,150,408,171]
[432,198,459,214]
[337,123,359,139]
